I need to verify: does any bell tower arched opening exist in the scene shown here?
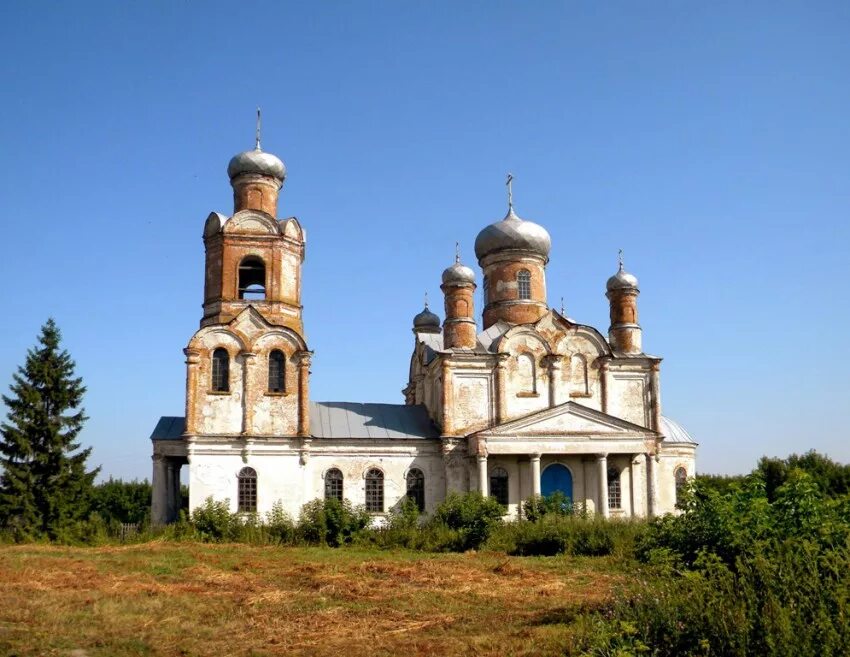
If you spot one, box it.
[238,256,266,300]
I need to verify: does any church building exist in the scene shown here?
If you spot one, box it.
[149,132,697,524]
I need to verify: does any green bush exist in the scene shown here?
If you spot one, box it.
[522,491,573,522]
[431,492,505,550]
[264,502,296,544]
[574,462,850,656]
[191,497,240,542]
[297,497,370,547]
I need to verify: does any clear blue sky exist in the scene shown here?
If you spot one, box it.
[1,2,848,481]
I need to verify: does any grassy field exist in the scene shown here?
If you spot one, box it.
[0,542,625,657]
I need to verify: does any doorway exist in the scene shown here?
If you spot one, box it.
[541,463,573,500]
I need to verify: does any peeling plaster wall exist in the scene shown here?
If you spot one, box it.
[193,332,245,435]
[451,370,493,434]
[503,333,550,419]
[555,335,603,412]
[608,367,651,427]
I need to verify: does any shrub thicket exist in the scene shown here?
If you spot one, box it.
[431,492,505,550]
[573,465,850,656]
[296,497,370,547]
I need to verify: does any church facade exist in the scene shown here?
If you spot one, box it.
[149,136,697,524]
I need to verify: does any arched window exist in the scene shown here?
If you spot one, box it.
[211,348,230,392]
[238,256,266,300]
[490,467,509,507]
[325,468,343,502]
[517,353,537,394]
[607,467,621,509]
[365,468,384,513]
[482,275,489,304]
[517,270,531,300]
[675,467,688,506]
[237,467,257,512]
[406,468,425,512]
[268,350,285,393]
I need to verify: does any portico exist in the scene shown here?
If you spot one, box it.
[468,401,661,518]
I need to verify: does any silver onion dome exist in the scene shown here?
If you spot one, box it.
[227,147,286,181]
[413,305,441,331]
[442,262,475,286]
[474,207,552,261]
[606,262,639,292]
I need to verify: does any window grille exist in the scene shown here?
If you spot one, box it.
[675,467,688,506]
[490,467,509,507]
[211,348,230,392]
[238,256,266,300]
[406,468,425,512]
[365,468,384,513]
[517,270,531,300]
[237,467,257,512]
[325,468,343,502]
[607,467,621,509]
[483,275,489,305]
[268,350,285,392]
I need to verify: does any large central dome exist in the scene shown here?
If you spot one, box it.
[474,207,551,261]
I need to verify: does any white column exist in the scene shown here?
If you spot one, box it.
[546,356,564,407]
[628,456,637,518]
[151,454,168,526]
[477,455,488,496]
[597,454,609,518]
[646,452,657,518]
[530,453,542,497]
[165,461,177,523]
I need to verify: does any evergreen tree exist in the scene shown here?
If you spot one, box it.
[0,319,99,539]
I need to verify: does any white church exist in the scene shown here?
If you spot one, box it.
[150,132,697,524]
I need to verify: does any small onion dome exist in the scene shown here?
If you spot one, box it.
[227,147,286,181]
[412,305,441,331]
[474,207,552,261]
[606,262,639,292]
[441,262,475,286]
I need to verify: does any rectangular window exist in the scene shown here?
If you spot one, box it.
[238,476,257,512]
[607,468,621,510]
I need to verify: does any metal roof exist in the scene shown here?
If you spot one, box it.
[310,402,437,440]
[150,402,438,441]
[660,416,697,444]
[149,416,185,441]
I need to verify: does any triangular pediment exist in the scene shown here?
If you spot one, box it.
[475,401,657,438]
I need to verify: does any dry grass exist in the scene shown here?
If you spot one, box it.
[0,542,624,657]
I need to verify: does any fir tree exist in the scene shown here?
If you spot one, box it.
[0,319,99,539]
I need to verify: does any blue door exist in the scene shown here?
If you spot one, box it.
[541,464,573,500]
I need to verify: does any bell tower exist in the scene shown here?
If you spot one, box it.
[200,112,306,337]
